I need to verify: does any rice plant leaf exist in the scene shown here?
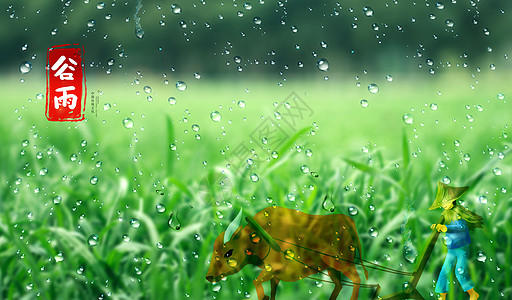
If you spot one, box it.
[343,158,406,194]
[265,126,312,171]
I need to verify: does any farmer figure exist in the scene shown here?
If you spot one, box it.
[429,181,483,300]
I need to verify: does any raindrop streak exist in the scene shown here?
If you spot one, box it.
[210,111,222,122]
[168,212,181,230]
[316,58,329,71]
[123,118,134,129]
[134,0,144,38]
[20,61,32,74]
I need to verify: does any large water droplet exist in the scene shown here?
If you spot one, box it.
[250,173,259,182]
[477,251,487,262]
[284,249,295,260]
[171,4,182,14]
[478,195,488,204]
[156,203,166,213]
[368,227,379,237]
[87,19,96,27]
[176,81,187,91]
[168,213,181,230]
[363,6,374,17]
[253,17,262,25]
[123,118,134,129]
[368,83,379,94]
[442,176,451,184]
[53,195,62,205]
[316,58,329,71]
[90,176,99,185]
[210,111,222,122]
[54,252,65,262]
[130,218,141,228]
[88,234,99,246]
[143,86,152,93]
[348,206,358,216]
[322,195,335,212]
[492,167,502,176]
[287,193,296,202]
[212,282,221,292]
[20,61,32,74]
[402,113,413,125]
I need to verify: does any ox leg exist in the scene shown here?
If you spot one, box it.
[253,270,273,300]
[340,265,361,300]
[270,277,280,300]
[327,268,343,300]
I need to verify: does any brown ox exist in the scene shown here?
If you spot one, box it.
[206,206,368,300]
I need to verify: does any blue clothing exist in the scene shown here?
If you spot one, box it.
[435,245,474,293]
[444,219,471,249]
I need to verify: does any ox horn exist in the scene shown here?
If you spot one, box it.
[224,208,243,244]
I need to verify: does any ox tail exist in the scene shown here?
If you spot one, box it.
[346,219,369,280]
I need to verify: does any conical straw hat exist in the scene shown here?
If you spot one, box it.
[429,181,469,210]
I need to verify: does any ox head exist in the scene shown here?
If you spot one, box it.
[206,209,253,282]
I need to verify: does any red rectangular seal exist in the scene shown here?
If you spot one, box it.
[46,44,86,121]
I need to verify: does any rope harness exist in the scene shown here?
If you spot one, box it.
[270,236,413,288]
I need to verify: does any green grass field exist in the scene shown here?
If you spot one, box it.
[0,68,511,300]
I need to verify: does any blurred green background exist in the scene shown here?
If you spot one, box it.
[1,0,511,299]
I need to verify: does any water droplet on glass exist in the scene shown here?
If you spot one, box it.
[238,100,246,108]
[316,58,329,71]
[287,193,296,202]
[143,86,152,93]
[284,249,295,260]
[402,114,413,125]
[123,118,134,129]
[363,6,374,17]
[492,167,502,176]
[156,203,166,213]
[300,165,310,174]
[250,173,259,182]
[103,103,111,110]
[171,4,182,14]
[478,195,488,204]
[210,111,222,122]
[497,93,505,100]
[436,2,445,9]
[88,234,99,246]
[53,195,62,205]
[360,99,369,108]
[39,167,48,176]
[477,251,487,262]
[212,282,221,292]
[403,245,418,264]
[87,19,96,27]
[253,17,262,25]
[20,61,32,74]
[176,81,187,91]
[168,213,181,230]
[90,176,99,185]
[368,227,379,237]
[54,252,65,262]
[348,206,358,216]
[322,196,335,212]
[193,72,201,79]
[130,218,141,228]
[445,19,454,27]
[368,83,379,94]
[168,97,177,105]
